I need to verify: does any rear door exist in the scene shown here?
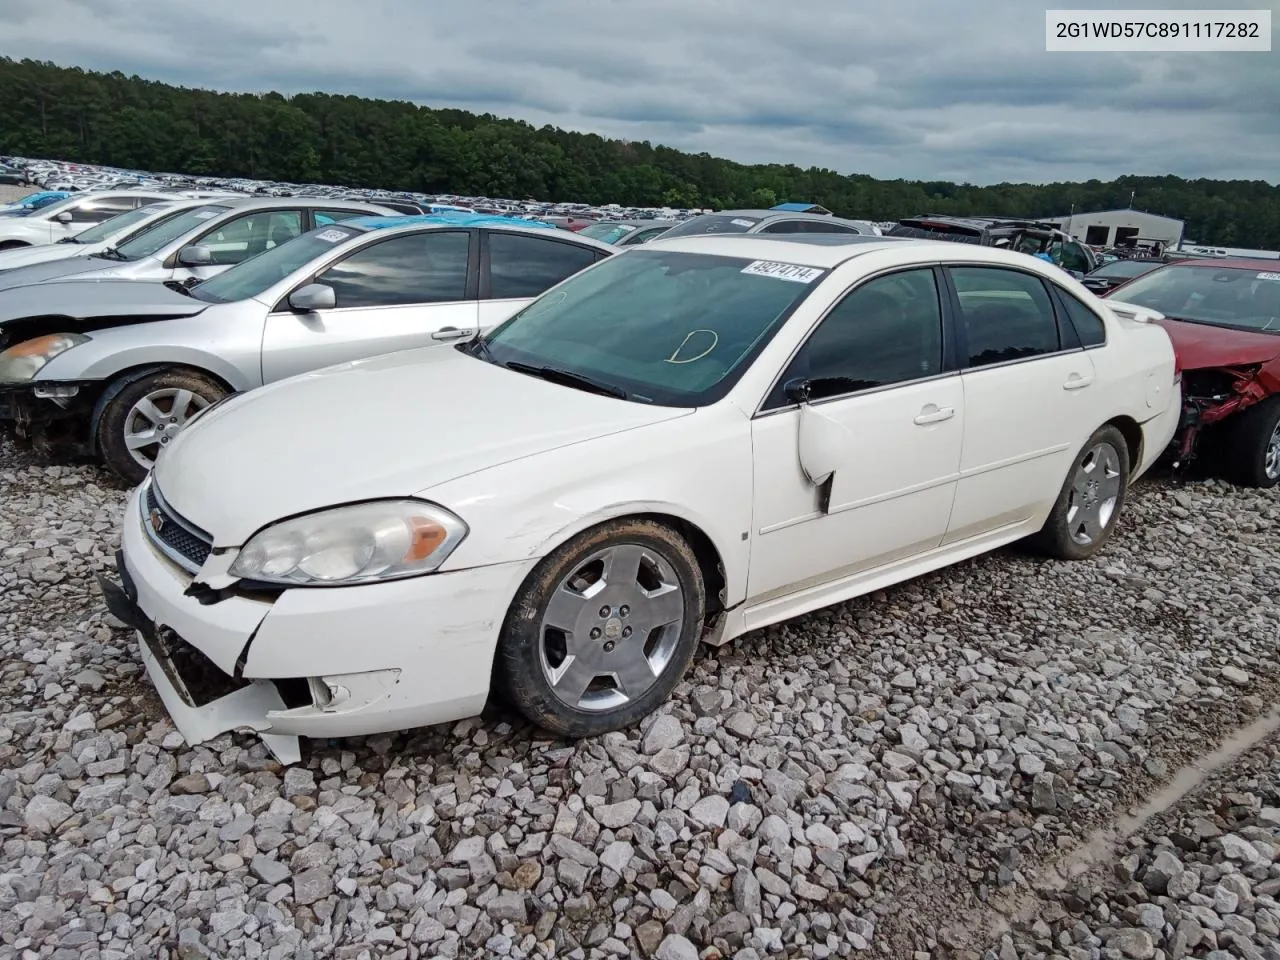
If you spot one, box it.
[942,265,1104,544]
[260,229,476,383]
[477,230,610,329]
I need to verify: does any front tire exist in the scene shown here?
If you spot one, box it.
[1032,424,1130,561]
[496,518,705,738]
[1220,397,1280,489]
[96,369,227,485]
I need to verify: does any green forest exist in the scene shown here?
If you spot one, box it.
[1,56,1277,247]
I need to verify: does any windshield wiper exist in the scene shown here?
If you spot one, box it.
[503,361,628,400]
[56,236,79,244]
[94,246,128,261]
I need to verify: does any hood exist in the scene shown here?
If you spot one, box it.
[0,242,86,272]
[1153,316,1280,369]
[153,345,692,545]
[0,254,124,292]
[0,278,207,326]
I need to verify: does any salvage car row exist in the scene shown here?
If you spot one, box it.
[0,191,1277,766]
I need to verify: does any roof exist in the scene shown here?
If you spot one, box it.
[1052,208,1183,223]
[645,232,1093,275]
[217,196,396,211]
[1158,257,1280,271]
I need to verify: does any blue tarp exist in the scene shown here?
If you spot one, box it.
[347,211,558,231]
[771,202,831,214]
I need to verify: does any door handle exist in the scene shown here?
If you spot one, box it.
[913,404,955,425]
[1063,373,1095,390]
[431,327,473,341]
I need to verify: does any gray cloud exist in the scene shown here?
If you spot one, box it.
[4,0,1277,185]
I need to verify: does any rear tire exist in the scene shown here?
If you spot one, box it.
[1219,397,1280,489]
[96,369,227,485]
[1032,424,1130,561]
[495,518,705,738]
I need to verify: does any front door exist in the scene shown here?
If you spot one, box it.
[747,266,963,602]
[261,229,476,383]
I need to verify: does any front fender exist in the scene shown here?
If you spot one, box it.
[422,409,755,607]
[41,343,256,393]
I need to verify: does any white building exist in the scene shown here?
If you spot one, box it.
[1045,208,1184,250]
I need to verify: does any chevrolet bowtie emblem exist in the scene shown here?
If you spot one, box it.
[149,507,165,535]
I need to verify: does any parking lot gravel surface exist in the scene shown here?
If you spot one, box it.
[982,724,1280,960]
[2,437,1279,959]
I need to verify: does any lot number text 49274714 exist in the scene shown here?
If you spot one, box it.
[1046,9,1271,51]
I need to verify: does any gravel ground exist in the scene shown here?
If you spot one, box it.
[0,184,38,204]
[982,726,1280,960]
[2,437,1279,959]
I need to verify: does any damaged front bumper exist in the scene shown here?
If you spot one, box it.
[0,381,97,453]
[103,483,536,763]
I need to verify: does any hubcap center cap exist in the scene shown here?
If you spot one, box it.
[602,617,623,641]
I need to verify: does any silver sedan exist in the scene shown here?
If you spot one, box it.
[0,215,615,482]
[0,196,398,293]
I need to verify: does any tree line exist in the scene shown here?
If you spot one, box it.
[1,56,1277,248]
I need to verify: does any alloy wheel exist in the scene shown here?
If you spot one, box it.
[537,543,685,712]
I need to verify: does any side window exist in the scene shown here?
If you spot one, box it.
[799,220,861,234]
[950,267,1060,368]
[197,211,303,265]
[488,233,598,299]
[1057,288,1107,347]
[758,220,804,234]
[767,268,944,407]
[1059,241,1091,274]
[69,198,136,224]
[316,231,470,308]
[315,209,369,226]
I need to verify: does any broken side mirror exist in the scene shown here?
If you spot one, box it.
[784,377,812,405]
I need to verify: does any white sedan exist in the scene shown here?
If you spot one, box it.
[102,234,1180,762]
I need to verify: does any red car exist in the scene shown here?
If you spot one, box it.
[1103,258,1280,487]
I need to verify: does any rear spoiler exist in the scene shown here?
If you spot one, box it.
[1105,299,1166,324]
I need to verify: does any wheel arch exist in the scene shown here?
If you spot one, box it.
[526,506,730,628]
[1105,414,1143,477]
[88,362,236,455]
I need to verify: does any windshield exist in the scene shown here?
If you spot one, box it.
[659,215,761,239]
[191,224,365,303]
[1110,265,1280,333]
[1090,259,1160,280]
[113,204,231,261]
[578,222,638,244]
[70,204,166,244]
[479,249,825,406]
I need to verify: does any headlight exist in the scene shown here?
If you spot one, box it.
[229,499,468,586]
[0,333,89,383]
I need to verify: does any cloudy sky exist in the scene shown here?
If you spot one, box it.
[6,0,1278,185]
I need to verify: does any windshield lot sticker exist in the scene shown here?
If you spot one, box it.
[192,210,218,219]
[741,260,823,283]
[315,228,351,243]
[1258,272,1280,281]
[731,218,755,227]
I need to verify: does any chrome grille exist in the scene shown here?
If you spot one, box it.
[141,479,213,574]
